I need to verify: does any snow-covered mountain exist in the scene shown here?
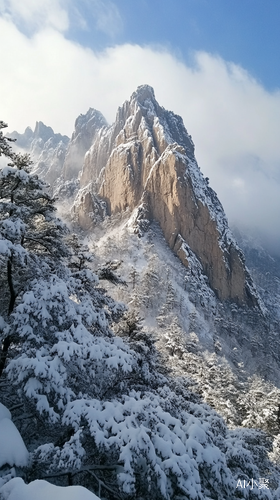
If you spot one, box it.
[3,87,280,498]
[10,84,280,378]
[13,86,261,306]
[62,108,107,181]
[11,85,280,378]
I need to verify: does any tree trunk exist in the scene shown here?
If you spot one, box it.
[0,336,11,378]
[7,256,16,315]
[0,257,16,377]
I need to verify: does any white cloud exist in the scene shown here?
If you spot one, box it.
[0,0,123,35]
[0,0,70,32]
[1,15,280,253]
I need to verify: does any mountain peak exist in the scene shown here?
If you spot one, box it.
[34,121,55,142]
[74,108,107,132]
[131,84,156,104]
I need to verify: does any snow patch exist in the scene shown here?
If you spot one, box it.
[0,404,29,468]
[0,478,100,500]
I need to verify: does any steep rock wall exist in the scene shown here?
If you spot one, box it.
[143,145,250,303]
[77,85,257,305]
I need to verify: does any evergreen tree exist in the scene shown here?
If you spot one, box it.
[0,122,67,376]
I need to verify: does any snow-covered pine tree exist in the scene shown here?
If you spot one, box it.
[0,121,68,376]
[65,234,94,272]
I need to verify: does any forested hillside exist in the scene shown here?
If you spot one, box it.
[1,116,280,500]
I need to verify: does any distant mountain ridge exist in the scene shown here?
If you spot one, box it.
[9,121,69,185]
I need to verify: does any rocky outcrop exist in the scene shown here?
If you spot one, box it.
[141,144,254,303]
[62,109,107,181]
[71,187,106,230]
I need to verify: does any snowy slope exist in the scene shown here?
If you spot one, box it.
[86,211,280,438]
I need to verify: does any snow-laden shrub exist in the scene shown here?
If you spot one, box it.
[5,275,133,421]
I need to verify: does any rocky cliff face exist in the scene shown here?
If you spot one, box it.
[75,85,257,306]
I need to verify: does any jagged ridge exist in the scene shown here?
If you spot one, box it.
[9,122,69,185]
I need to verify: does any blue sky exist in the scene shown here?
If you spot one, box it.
[68,0,280,92]
[1,0,280,251]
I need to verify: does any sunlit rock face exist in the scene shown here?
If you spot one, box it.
[75,85,257,305]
